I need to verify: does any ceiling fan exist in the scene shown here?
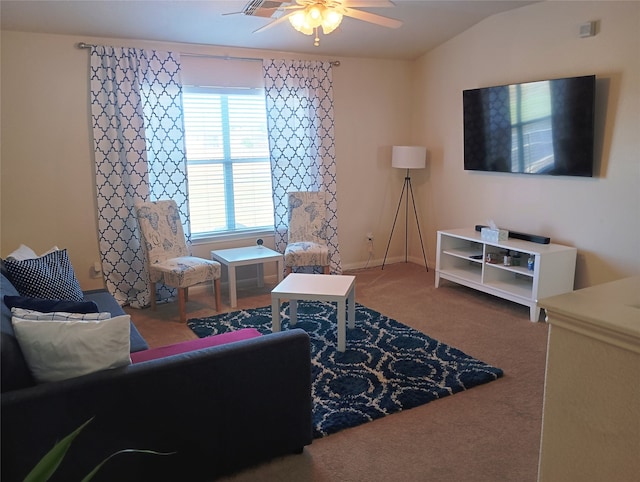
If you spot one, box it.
[227,0,402,46]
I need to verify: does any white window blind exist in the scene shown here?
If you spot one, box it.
[509,81,554,173]
[182,87,274,237]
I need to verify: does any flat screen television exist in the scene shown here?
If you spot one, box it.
[463,74,596,177]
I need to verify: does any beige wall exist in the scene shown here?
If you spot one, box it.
[0,31,412,289]
[1,0,638,291]
[412,0,640,289]
[1,32,103,287]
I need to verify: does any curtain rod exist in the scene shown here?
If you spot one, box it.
[76,42,340,66]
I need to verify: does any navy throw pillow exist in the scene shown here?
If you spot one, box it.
[3,296,99,314]
[4,249,84,301]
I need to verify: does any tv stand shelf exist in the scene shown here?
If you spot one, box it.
[436,228,577,321]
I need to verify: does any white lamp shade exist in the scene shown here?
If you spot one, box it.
[392,146,426,169]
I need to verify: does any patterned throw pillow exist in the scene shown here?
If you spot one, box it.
[10,307,111,321]
[4,249,84,302]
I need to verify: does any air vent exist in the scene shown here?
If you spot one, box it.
[243,0,287,18]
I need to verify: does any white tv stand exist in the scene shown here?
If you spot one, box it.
[435,228,577,321]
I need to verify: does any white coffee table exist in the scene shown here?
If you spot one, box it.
[271,273,356,352]
[211,246,283,308]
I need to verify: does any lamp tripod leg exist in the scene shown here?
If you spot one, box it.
[381,178,408,270]
[406,178,429,271]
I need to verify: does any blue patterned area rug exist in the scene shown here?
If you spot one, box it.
[187,302,503,439]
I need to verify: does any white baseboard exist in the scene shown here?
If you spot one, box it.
[342,255,430,272]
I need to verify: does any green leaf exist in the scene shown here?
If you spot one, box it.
[80,449,176,482]
[23,418,94,482]
[23,417,175,482]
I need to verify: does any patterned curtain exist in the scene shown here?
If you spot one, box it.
[262,59,342,274]
[90,46,188,308]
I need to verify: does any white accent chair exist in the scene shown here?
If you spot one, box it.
[135,200,221,323]
[284,192,330,276]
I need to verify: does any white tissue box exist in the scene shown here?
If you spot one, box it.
[481,227,509,243]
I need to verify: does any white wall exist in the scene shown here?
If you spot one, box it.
[0,30,413,288]
[412,0,640,289]
[333,57,414,267]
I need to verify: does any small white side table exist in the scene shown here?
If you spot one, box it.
[211,246,283,308]
[271,273,356,352]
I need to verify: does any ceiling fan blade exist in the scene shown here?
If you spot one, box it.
[224,1,302,17]
[342,7,402,28]
[341,1,396,7]
[253,11,297,33]
[226,7,298,16]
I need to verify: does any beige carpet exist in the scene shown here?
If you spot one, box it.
[126,262,548,481]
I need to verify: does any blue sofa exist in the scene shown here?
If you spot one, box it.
[1,272,312,481]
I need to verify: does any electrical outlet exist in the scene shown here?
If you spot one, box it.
[90,260,102,279]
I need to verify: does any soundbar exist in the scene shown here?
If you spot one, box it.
[475,225,551,244]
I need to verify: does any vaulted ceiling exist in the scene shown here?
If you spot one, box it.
[1,1,537,60]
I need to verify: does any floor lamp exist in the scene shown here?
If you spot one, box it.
[382,146,429,270]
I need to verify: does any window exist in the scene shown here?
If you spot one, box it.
[509,81,553,173]
[182,87,274,238]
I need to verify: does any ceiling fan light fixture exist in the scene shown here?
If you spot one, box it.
[288,2,344,42]
[289,10,314,35]
[308,4,323,25]
[321,9,343,34]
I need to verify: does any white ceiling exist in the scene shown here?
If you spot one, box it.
[0,0,537,60]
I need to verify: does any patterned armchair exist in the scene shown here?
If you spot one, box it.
[135,200,221,322]
[284,192,330,275]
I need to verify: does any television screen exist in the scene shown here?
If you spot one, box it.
[463,75,595,177]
